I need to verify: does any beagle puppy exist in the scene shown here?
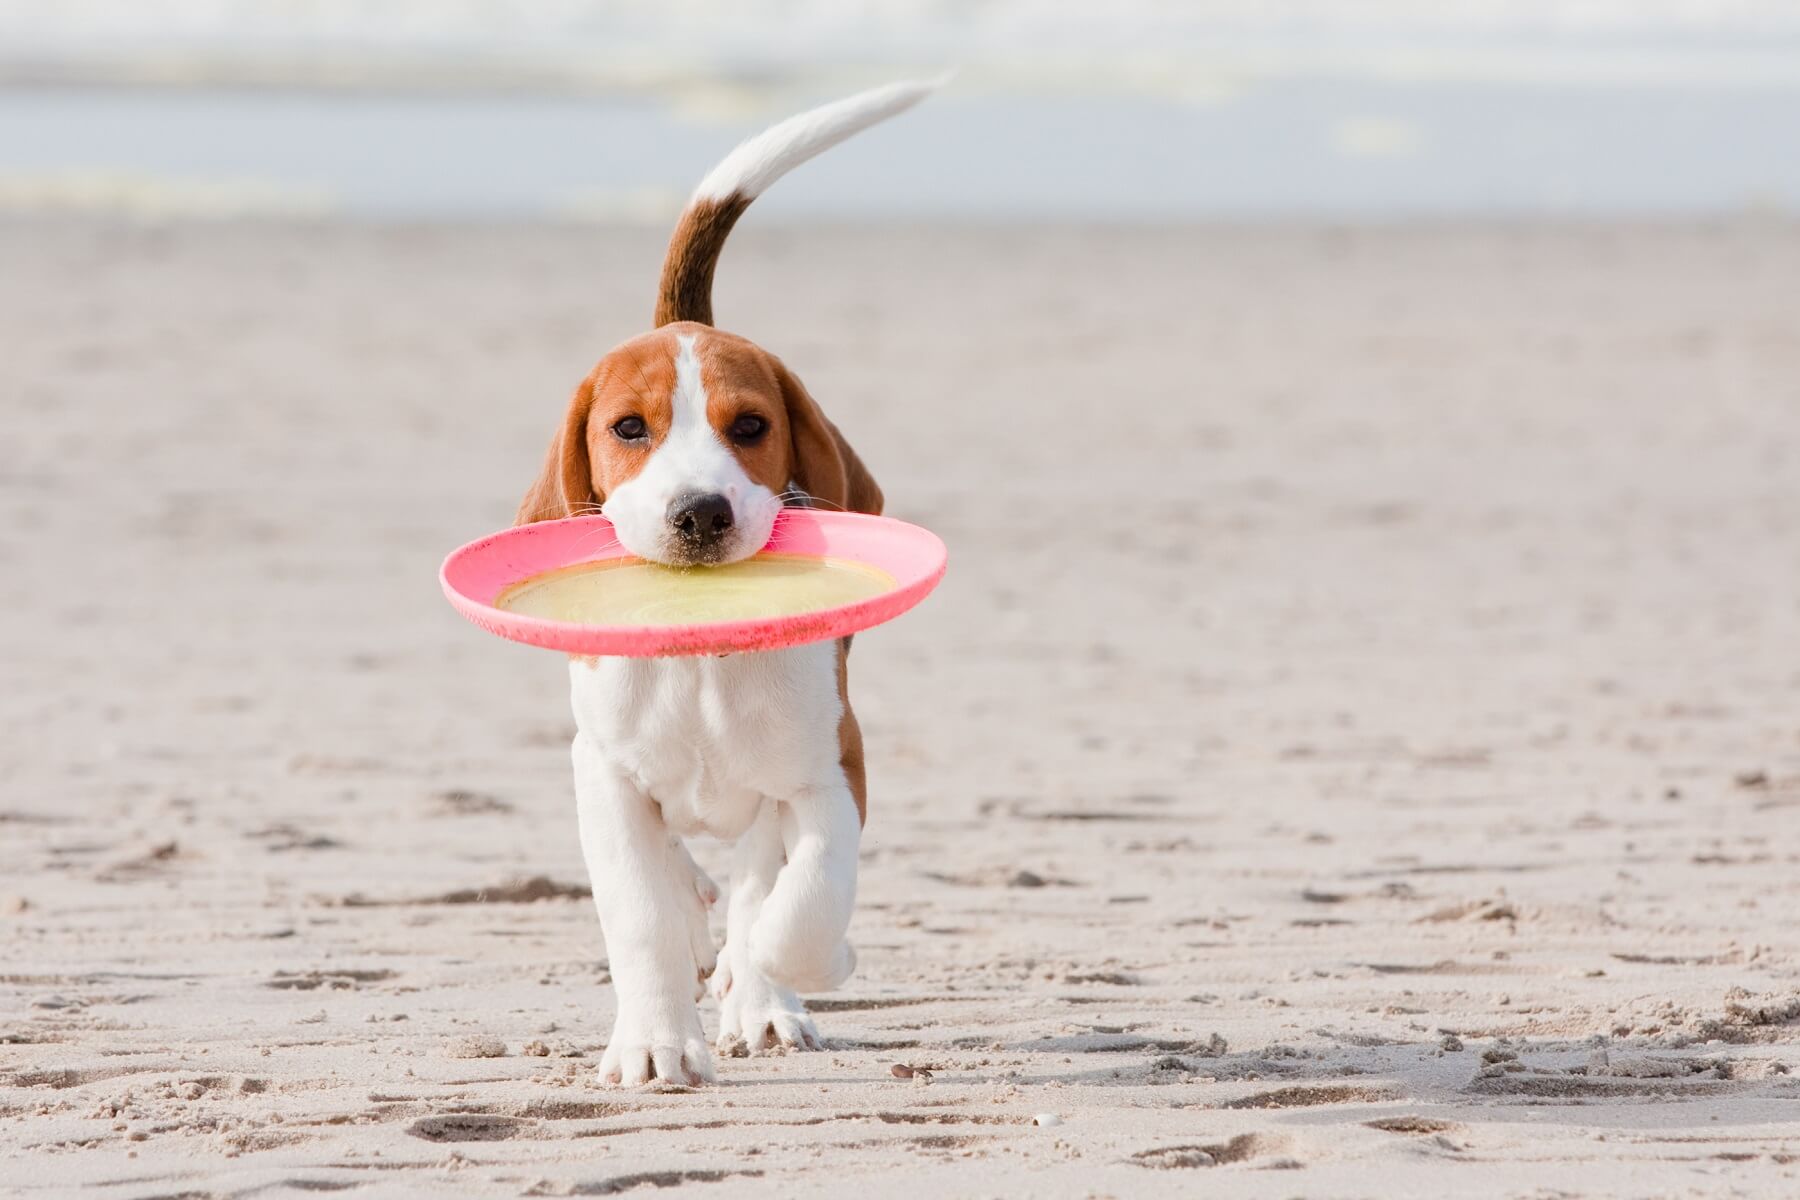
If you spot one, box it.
[514,79,937,1086]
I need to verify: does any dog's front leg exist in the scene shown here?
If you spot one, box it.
[747,778,861,994]
[572,736,714,1086]
[713,801,823,1053]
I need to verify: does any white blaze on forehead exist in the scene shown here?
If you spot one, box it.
[671,334,711,438]
[651,333,738,492]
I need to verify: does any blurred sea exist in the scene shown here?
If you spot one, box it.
[3,2,1799,220]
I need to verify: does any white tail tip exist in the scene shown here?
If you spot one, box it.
[692,75,948,203]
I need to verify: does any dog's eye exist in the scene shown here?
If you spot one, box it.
[611,416,647,441]
[728,414,767,443]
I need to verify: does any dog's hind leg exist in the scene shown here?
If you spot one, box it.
[713,801,824,1053]
[573,736,715,1086]
[670,837,720,997]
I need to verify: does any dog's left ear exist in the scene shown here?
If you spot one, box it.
[515,369,601,525]
[773,358,883,515]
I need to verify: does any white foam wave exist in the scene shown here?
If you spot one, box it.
[3,1,1799,93]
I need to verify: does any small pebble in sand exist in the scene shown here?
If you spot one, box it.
[890,1063,932,1081]
[444,1036,506,1059]
[1032,1113,1063,1128]
[521,1040,550,1057]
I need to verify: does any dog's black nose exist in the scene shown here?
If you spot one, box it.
[667,492,734,546]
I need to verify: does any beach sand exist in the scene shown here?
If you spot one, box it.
[3,219,1799,1197]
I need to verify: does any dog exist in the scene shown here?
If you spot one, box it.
[513,78,938,1086]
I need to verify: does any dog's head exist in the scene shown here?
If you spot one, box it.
[516,321,881,565]
[513,78,938,559]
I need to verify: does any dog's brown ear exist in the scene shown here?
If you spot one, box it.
[774,359,883,516]
[516,372,601,525]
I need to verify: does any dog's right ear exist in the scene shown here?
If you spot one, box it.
[773,358,883,517]
[515,371,601,525]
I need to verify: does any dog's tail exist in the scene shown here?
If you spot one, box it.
[654,76,944,328]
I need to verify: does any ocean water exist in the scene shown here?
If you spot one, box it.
[2,2,1798,219]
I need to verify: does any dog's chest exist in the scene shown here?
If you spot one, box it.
[568,643,843,838]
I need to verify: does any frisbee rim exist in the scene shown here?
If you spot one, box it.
[440,509,946,657]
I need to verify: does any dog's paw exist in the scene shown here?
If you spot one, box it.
[672,839,721,910]
[709,954,733,1003]
[599,1012,714,1087]
[675,852,719,998]
[689,867,720,910]
[716,969,821,1054]
[688,918,718,1001]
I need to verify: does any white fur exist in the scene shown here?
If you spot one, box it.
[601,334,780,566]
[570,645,860,1084]
[692,76,946,203]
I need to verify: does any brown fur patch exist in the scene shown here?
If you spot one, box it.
[836,638,867,826]
[655,194,751,327]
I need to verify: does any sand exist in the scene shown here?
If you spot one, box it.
[3,218,1799,1197]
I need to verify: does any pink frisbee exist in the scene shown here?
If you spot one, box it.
[441,510,946,658]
